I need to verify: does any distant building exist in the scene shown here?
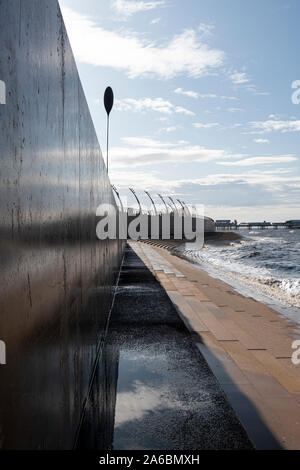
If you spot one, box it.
[216,220,231,225]
[286,220,300,227]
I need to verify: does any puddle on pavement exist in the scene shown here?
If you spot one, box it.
[77,246,253,450]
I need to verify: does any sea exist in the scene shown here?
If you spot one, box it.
[181,228,300,324]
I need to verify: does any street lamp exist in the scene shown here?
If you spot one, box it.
[129,188,142,215]
[168,196,179,214]
[157,194,169,214]
[111,184,124,212]
[177,199,186,215]
[144,191,157,215]
[104,86,114,173]
[182,200,191,216]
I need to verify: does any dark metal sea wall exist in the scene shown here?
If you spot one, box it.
[0,0,124,449]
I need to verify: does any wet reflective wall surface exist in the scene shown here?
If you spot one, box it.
[0,0,124,449]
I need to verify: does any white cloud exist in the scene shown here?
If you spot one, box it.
[193,122,219,129]
[114,381,175,427]
[254,138,270,144]
[228,107,244,113]
[174,89,238,101]
[115,97,195,115]
[115,97,173,114]
[268,114,280,120]
[109,136,244,167]
[175,106,195,116]
[110,169,176,192]
[246,84,268,95]
[121,136,176,147]
[110,167,300,204]
[60,6,225,79]
[230,72,250,85]
[110,166,300,220]
[112,0,165,17]
[250,119,300,133]
[221,96,238,101]
[253,91,270,96]
[181,169,298,187]
[205,204,300,222]
[198,23,214,38]
[217,155,297,166]
[173,170,300,193]
[151,17,161,24]
[199,93,218,99]
[174,88,199,99]
[161,126,177,132]
[157,117,168,121]
[229,71,268,95]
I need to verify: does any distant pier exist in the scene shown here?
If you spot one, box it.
[216,220,300,230]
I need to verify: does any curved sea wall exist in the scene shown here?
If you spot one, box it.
[0,0,124,448]
[204,216,216,233]
[124,214,215,240]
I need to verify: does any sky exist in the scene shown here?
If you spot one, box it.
[59,0,300,222]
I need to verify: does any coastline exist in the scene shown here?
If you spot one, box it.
[204,230,244,244]
[171,232,300,322]
[132,240,300,449]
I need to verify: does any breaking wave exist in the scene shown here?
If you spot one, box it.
[178,228,300,317]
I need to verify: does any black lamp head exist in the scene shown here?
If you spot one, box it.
[104,87,114,116]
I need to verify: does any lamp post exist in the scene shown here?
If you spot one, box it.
[177,199,186,215]
[144,191,157,215]
[182,200,191,216]
[129,188,142,215]
[111,184,124,212]
[104,86,114,173]
[168,196,179,214]
[158,194,169,214]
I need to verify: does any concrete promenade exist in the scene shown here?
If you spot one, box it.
[133,240,300,450]
[78,244,252,450]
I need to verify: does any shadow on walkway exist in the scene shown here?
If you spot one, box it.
[77,245,281,450]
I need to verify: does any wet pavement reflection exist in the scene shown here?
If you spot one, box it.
[77,245,253,450]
